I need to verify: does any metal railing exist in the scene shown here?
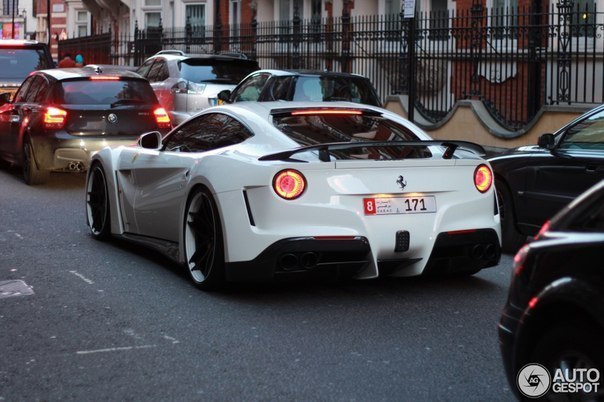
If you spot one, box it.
[59,6,604,131]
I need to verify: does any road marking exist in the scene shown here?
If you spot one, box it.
[0,280,34,299]
[76,344,157,355]
[69,271,94,285]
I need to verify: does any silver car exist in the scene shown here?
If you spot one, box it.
[136,51,259,125]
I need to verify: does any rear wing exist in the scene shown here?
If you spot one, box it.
[258,141,486,162]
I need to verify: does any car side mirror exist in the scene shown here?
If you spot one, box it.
[217,90,232,103]
[139,131,162,150]
[0,92,12,106]
[537,133,556,150]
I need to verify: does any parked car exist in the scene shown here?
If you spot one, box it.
[0,39,54,102]
[499,179,604,400]
[135,51,260,125]
[489,104,604,253]
[85,101,501,290]
[0,68,171,185]
[217,69,383,107]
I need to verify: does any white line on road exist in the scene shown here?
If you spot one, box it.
[76,344,157,355]
[69,270,94,285]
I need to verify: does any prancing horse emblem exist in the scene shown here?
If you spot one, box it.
[396,175,407,190]
[107,113,118,124]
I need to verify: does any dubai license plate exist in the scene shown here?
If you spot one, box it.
[363,196,436,215]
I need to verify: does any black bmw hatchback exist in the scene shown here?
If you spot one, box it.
[0,68,171,184]
[499,179,604,400]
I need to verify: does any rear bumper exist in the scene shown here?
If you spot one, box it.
[225,236,371,282]
[31,133,140,172]
[422,229,501,275]
[224,229,501,282]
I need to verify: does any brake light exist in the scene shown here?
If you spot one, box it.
[153,107,171,129]
[291,109,363,116]
[474,164,493,193]
[273,169,306,200]
[44,107,67,129]
[89,76,120,80]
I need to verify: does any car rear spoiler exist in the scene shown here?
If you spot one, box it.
[258,141,486,162]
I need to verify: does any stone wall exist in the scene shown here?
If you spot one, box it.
[385,96,598,151]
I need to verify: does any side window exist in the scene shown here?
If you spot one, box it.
[265,76,294,101]
[232,73,270,102]
[13,76,34,103]
[163,113,253,152]
[33,77,50,103]
[136,59,155,78]
[147,60,165,82]
[156,61,170,81]
[24,76,46,103]
[559,109,604,151]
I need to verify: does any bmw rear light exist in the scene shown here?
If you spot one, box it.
[273,169,306,200]
[474,164,493,193]
[43,107,67,129]
[153,107,171,129]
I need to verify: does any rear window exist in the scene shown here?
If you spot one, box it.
[54,79,158,105]
[272,111,430,159]
[179,59,259,84]
[0,48,53,80]
[292,76,382,107]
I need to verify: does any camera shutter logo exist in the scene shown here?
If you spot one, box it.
[517,363,551,398]
[107,113,118,124]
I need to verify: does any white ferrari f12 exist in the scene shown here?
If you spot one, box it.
[86,102,501,289]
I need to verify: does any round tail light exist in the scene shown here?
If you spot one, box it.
[474,164,493,193]
[273,169,306,200]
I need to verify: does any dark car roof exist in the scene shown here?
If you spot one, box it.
[254,69,371,79]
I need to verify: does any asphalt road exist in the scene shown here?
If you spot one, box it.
[0,168,516,401]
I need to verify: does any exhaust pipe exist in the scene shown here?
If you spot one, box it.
[484,243,497,260]
[278,253,299,271]
[301,252,318,269]
[68,161,84,172]
[470,244,485,260]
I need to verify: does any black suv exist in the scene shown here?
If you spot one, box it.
[0,68,171,184]
[0,40,54,101]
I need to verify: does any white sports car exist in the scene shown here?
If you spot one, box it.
[85,102,501,289]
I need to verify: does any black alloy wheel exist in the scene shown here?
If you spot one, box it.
[86,163,111,239]
[183,187,225,290]
[22,140,50,185]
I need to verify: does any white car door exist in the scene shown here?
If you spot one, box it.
[116,146,194,242]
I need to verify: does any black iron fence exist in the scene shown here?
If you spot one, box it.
[59,6,604,131]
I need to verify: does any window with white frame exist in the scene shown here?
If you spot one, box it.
[145,12,161,28]
[490,0,518,40]
[186,4,205,37]
[76,10,88,37]
[230,0,240,36]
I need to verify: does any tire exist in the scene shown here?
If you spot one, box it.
[183,187,225,290]
[530,322,604,401]
[86,163,111,239]
[496,184,526,254]
[22,140,50,185]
